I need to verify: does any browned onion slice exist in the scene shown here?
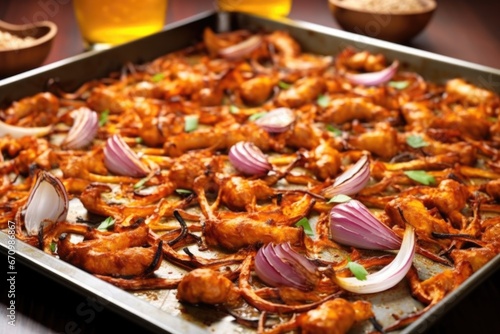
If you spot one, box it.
[329,199,401,250]
[23,170,69,236]
[228,141,272,176]
[333,225,415,294]
[322,155,370,198]
[254,107,296,133]
[104,135,149,177]
[345,61,399,86]
[219,35,262,59]
[254,243,318,291]
[62,107,98,149]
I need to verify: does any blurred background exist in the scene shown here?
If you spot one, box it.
[1,0,499,69]
[1,0,500,333]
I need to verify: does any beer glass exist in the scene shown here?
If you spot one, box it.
[73,0,168,49]
[217,0,292,17]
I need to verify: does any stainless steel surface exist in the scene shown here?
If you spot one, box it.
[1,11,500,334]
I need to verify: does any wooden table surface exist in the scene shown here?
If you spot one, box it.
[1,0,500,333]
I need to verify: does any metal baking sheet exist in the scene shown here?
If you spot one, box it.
[2,10,500,334]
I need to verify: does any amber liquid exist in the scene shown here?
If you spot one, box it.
[218,0,292,17]
[73,0,167,48]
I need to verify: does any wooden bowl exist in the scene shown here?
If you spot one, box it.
[328,0,436,43]
[0,20,57,77]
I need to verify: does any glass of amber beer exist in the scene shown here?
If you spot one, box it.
[217,0,292,17]
[73,0,168,49]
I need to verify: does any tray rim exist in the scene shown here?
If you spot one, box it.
[1,10,500,334]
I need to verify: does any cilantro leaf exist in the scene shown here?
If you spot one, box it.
[151,73,165,82]
[97,217,115,231]
[317,95,330,108]
[326,124,342,136]
[175,188,193,195]
[295,217,314,237]
[388,80,410,90]
[278,81,292,89]
[99,109,110,126]
[133,177,149,189]
[328,194,352,203]
[347,261,368,281]
[184,115,199,132]
[249,112,267,121]
[229,105,240,114]
[404,170,435,185]
[406,135,429,148]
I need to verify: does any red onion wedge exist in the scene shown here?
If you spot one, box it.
[255,243,319,291]
[0,119,51,138]
[323,155,370,198]
[104,135,149,177]
[345,61,399,86]
[62,107,99,149]
[330,199,401,250]
[22,170,69,236]
[219,35,262,60]
[334,225,415,294]
[254,107,296,133]
[228,141,272,176]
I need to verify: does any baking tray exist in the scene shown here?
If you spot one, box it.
[2,10,500,334]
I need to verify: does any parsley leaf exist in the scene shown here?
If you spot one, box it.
[404,170,435,185]
[278,81,292,89]
[50,242,57,253]
[328,194,352,203]
[151,73,165,82]
[388,80,410,90]
[326,124,342,136]
[295,217,314,237]
[99,109,110,126]
[347,260,368,281]
[97,217,115,231]
[184,115,199,132]
[175,188,193,195]
[249,112,267,121]
[133,177,149,189]
[406,135,429,148]
[317,95,330,108]
[229,105,240,114]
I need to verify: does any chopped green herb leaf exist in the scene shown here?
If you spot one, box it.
[388,80,410,90]
[97,217,115,231]
[249,112,267,121]
[406,135,429,148]
[176,188,193,195]
[151,73,165,82]
[229,105,240,114]
[278,81,292,89]
[99,109,110,126]
[317,95,330,108]
[50,242,57,253]
[134,177,149,189]
[347,260,368,281]
[326,124,342,136]
[184,115,199,132]
[328,194,352,203]
[295,217,314,237]
[135,137,143,144]
[404,170,435,185]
